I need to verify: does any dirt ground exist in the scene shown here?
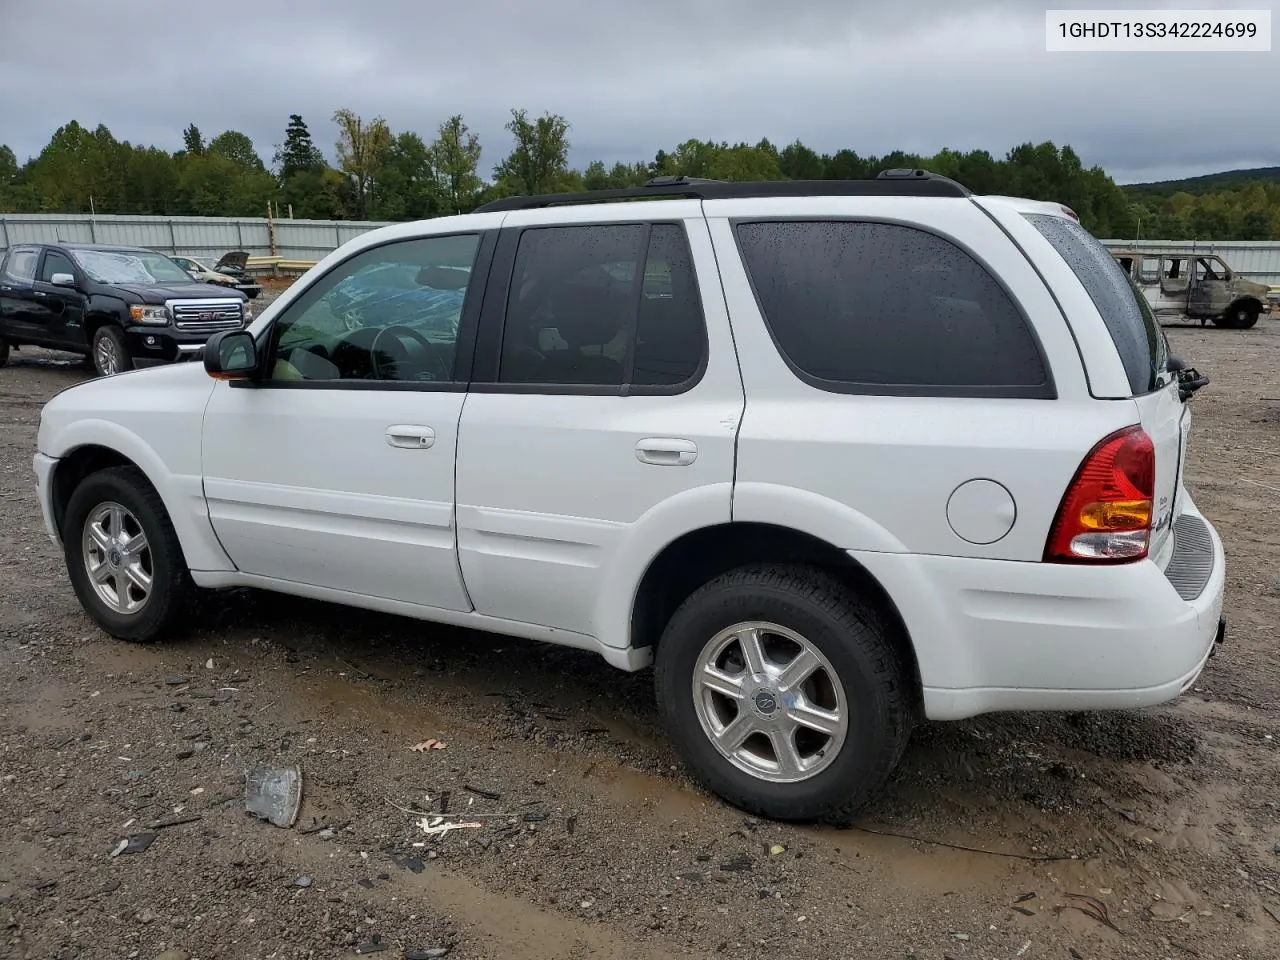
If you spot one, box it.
[0,317,1277,960]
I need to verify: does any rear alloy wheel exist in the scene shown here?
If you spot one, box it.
[92,325,132,377]
[655,564,912,823]
[63,466,192,642]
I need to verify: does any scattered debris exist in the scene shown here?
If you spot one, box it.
[354,938,387,954]
[301,819,349,836]
[244,764,302,828]
[405,950,450,959]
[1262,903,1280,925]
[1013,907,1036,917]
[769,843,786,856]
[1016,940,1032,956]
[1056,893,1122,934]
[523,812,549,823]
[164,676,189,686]
[110,832,157,857]
[418,816,483,838]
[149,815,202,831]
[463,783,502,801]
[205,658,214,670]
[409,739,447,752]
[1014,892,1037,903]
[394,856,425,874]
[678,871,705,883]
[1069,948,1084,959]
[953,933,970,941]
[358,879,375,889]
[294,876,313,888]
[719,854,753,872]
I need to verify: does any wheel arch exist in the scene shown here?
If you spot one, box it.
[44,425,235,573]
[629,522,923,715]
[1224,297,1263,322]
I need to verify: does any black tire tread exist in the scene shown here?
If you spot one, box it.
[655,562,912,824]
[0,337,9,367]
[62,465,193,643]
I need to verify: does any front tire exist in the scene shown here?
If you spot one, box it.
[1231,302,1260,329]
[62,466,192,642]
[92,325,132,377]
[654,564,911,823]
[0,336,9,367]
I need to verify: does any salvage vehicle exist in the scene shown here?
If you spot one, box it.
[0,243,251,376]
[1111,248,1270,328]
[170,254,263,301]
[33,173,1225,822]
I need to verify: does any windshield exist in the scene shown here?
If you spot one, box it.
[71,249,194,285]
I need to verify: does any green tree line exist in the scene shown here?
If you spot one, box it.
[2,111,1277,240]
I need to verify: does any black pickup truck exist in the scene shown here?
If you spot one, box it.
[0,242,251,377]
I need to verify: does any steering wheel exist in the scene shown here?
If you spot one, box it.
[369,325,451,381]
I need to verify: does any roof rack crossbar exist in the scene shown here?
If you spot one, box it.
[472,169,970,213]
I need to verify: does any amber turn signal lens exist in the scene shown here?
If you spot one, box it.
[1078,499,1152,531]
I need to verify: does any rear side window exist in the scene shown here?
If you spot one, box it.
[734,220,1051,397]
[1024,213,1166,396]
[2,248,38,283]
[498,223,706,390]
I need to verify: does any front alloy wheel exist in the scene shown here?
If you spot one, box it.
[63,466,193,642]
[81,501,153,615]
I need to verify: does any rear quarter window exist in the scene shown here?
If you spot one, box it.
[1023,213,1167,396]
[733,220,1052,398]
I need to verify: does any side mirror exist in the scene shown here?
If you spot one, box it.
[51,273,76,287]
[204,330,258,381]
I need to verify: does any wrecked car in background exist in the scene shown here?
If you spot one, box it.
[1111,249,1270,328]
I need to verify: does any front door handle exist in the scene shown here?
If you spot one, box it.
[635,437,698,466]
[385,425,435,449]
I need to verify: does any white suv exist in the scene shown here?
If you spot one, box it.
[33,171,1226,822]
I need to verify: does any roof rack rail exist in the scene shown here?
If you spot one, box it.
[472,169,970,213]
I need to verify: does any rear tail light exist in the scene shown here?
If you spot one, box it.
[1044,425,1155,564]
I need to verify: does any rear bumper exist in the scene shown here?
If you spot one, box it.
[853,493,1226,720]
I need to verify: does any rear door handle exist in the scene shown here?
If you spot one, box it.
[385,425,435,449]
[635,437,698,466]
[32,291,48,298]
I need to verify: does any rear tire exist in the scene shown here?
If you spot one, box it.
[62,466,193,642]
[654,564,912,823]
[0,336,9,367]
[92,325,132,377]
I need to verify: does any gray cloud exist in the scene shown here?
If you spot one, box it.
[2,0,1277,184]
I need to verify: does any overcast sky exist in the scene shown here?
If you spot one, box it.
[2,0,1277,185]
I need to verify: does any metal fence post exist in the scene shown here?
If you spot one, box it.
[0,217,9,252]
[236,221,244,250]
[168,218,178,254]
